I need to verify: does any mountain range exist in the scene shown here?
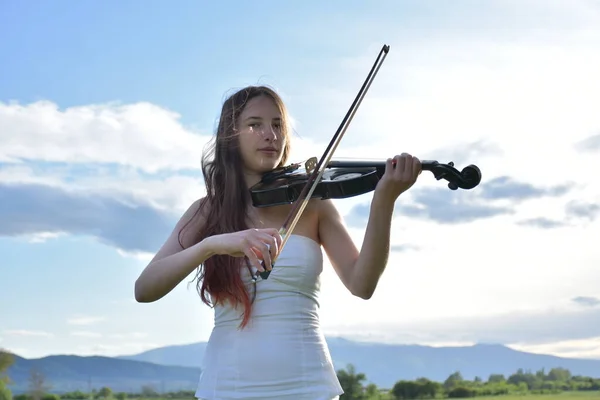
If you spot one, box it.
[4,353,200,394]
[5,338,600,394]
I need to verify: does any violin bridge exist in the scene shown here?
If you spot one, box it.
[305,157,318,174]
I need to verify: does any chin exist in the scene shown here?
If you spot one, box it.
[255,163,279,173]
[254,157,281,170]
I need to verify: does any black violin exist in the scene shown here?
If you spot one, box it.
[249,43,483,281]
[250,158,481,208]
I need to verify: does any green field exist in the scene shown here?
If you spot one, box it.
[144,392,600,400]
[471,394,600,400]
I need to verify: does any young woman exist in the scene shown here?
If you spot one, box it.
[134,86,421,399]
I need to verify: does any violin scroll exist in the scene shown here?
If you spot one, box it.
[421,160,481,190]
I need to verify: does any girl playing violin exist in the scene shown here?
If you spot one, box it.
[134,85,422,399]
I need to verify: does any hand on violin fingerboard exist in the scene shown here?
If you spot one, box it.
[375,153,422,200]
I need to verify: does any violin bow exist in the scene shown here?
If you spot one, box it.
[257,44,391,280]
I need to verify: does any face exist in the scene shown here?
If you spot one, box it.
[236,95,287,174]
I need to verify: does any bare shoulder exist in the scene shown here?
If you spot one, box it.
[316,198,343,224]
[181,197,208,226]
[315,199,348,243]
[315,199,356,248]
[149,197,207,263]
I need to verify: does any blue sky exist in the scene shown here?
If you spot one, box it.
[2,0,600,360]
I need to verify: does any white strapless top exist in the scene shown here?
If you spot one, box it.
[195,234,344,400]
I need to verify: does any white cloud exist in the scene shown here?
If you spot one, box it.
[67,316,106,326]
[318,217,600,319]
[2,0,600,361]
[291,11,600,357]
[73,342,161,357]
[70,331,102,338]
[108,332,148,340]
[3,330,54,338]
[23,231,66,243]
[116,248,155,262]
[511,336,600,360]
[0,163,204,218]
[0,100,211,173]
[310,38,600,184]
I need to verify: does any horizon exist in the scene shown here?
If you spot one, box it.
[6,337,599,363]
[2,0,600,361]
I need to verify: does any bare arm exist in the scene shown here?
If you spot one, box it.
[319,154,420,299]
[318,194,393,299]
[134,199,214,303]
[348,191,395,299]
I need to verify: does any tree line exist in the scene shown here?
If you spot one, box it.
[2,349,600,400]
[336,364,600,400]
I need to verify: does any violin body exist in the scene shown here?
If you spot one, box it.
[250,158,482,208]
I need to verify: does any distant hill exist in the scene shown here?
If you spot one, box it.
[117,342,207,369]
[118,337,600,389]
[5,353,201,394]
[6,338,600,394]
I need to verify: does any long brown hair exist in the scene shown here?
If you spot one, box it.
[178,85,291,327]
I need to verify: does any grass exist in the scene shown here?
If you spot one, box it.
[471,393,600,400]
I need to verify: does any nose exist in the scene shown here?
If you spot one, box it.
[260,124,278,141]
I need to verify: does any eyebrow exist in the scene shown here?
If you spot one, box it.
[244,116,281,122]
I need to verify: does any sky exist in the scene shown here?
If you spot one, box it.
[1,0,600,361]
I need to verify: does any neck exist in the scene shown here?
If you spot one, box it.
[243,170,263,189]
